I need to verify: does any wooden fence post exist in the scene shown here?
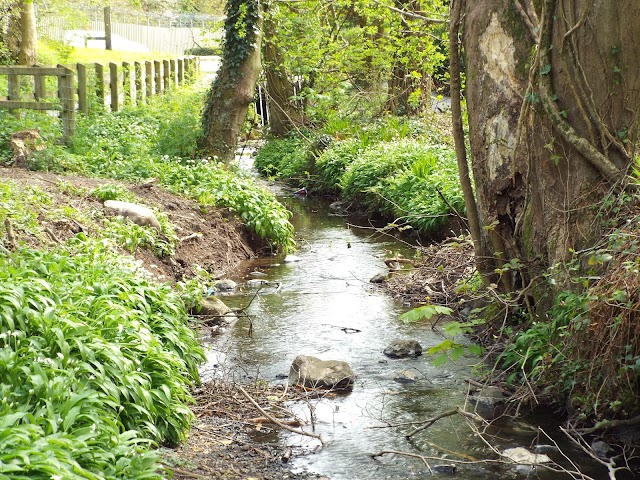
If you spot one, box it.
[95,63,105,108]
[134,61,143,105]
[104,7,112,50]
[122,61,131,105]
[77,63,88,114]
[109,62,119,111]
[145,61,153,100]
[170,59,177,88]
[57,65,76,143]
[162,60,170,91]
[177,58,184,85]
[154,60,162,94]
[34,70,45,100]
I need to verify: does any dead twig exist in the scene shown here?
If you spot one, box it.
[237,385,325,446]
[179,232,203,243]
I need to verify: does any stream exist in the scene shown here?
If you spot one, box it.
[200,152,613,480]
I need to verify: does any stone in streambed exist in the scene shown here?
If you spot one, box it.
[383,339,422,358]
[369,273,387,284]
[193,297,236,325]
[393,369,419,383]
[288,355,355,391]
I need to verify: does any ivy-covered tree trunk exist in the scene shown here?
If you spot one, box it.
[200,0,262,162]
[460,0,640,307]
[263,7,303,137]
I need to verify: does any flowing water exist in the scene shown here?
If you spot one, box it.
[200,152,613,479]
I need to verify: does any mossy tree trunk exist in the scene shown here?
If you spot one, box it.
[200,0,263,163]
[459,0,640,311]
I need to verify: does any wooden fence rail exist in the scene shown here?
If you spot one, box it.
[0,57,200,143]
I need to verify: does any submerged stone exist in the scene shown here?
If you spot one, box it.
[501,447,551,465]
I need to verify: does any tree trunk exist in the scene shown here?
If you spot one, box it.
[4,1,21,62]
[18,0,36,65]
[200,0,263,163]
[263,9,303,137]
[461,0,640,307]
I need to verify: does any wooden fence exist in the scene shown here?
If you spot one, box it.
[0,57,200,142]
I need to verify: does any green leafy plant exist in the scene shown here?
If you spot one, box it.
[401,303,484,366]
[0,237,205,478]
[90,183,135,202]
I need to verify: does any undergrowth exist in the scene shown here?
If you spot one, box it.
[498,221,640,422]
[0,236,204,478]
[254,118,463,237]
[0,86,295,252]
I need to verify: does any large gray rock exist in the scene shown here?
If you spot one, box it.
[369,273,387,284]
[104,200,162,231]
[383,339,423,358]
[194,297,236,325]
[289,355,355,391]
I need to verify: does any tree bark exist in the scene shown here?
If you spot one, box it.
[462,0,640,305]
[18,0,36,65]
[4,1,21,62]
[200,0,263,163]
[263,9,303,137]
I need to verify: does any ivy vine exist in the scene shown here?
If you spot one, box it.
[221,0,261,74]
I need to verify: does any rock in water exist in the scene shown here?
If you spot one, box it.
[469,386,507,420]
[193,297,236,325]
[369,273,387,284]
[103,200,162,231]
[501,447,551,465]
[383,339,423,358]
[215,279,237,291]
[289,355,355,391]
[393,369,419,383]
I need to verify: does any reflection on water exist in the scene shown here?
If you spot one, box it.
[202,188,610,479]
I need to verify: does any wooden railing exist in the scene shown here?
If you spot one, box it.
[0,57,200,142]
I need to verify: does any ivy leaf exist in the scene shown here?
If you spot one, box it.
[540,63,551,75]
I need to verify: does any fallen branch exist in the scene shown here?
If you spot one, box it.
[44,226,61,244]
[247,416,302,427]
[573,415,640,435]
[237,385,325,445]
[161,463,208,479]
